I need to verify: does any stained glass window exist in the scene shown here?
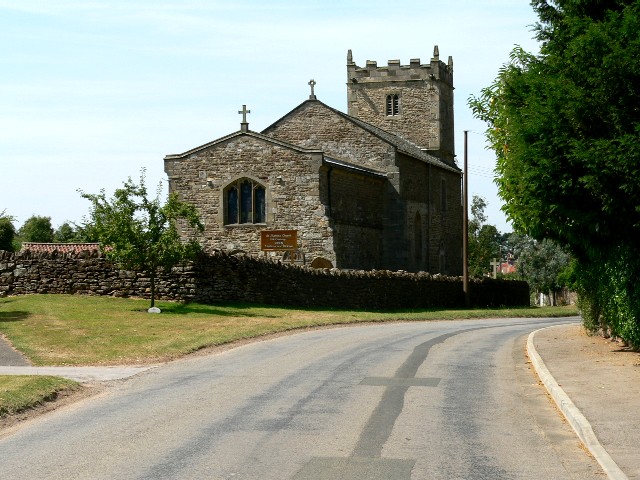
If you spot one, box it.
[224,179,266,225]
[240,180,252,224]
[227,186,238,224]
[254,186,266,224]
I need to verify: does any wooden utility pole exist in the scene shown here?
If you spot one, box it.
[463,131,470,307]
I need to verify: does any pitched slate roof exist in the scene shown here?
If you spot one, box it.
[262,99,461,174]
[323,156,387,178]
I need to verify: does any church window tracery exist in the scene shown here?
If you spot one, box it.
[386,94,400,116]
[224,178,266,225]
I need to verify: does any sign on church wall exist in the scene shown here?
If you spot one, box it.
[261,230,298,251]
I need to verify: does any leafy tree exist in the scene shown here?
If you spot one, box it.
[72,220,101,243]
[0,211,16,251]
[80,170,204,311]
[468,195,500,277]
[514,237,571,306]
[469,1,640,345]
[18,216,54,243]
[53,222,79,243]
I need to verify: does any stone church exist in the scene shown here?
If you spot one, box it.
[164,47,463,274]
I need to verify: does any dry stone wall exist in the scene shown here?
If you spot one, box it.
[0,250,529,309]
[0,250,195,299]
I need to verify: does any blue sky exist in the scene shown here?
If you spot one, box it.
[1,0,540,233]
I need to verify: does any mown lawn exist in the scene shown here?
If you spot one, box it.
[0,294,579,366]
[0,375,80,417]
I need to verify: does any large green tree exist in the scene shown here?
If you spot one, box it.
[470,0,640,344]
[80,170,204,311]
[0,211,16,251]
[18,216,54,243]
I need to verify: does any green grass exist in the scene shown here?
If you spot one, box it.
[0,294,578,366]
[0,375,80,417]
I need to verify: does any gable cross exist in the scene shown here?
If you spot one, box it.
[238,104,251,123]
[308,79,317,100]
[238,104,250,132]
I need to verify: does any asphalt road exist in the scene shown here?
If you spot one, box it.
[0,318,604,479]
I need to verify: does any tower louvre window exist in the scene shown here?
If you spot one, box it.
[386,94,400,116]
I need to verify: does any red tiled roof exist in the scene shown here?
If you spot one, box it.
[500,262,517,274]
[21,243,102,254]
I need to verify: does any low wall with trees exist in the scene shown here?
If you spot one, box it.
[0,250,529,309]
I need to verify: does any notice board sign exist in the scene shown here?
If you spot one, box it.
[260,230,298,251]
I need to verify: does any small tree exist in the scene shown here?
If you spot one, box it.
[468,196,500,277]
[72,219,101,243]
[0,211,16,251]
[54,222,80,243]
[514,237,571,306]
[80,170,204,311]
[18,216,54,243]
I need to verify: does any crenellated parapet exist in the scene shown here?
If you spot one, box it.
[346,46,453,88]
[346,46,456,164]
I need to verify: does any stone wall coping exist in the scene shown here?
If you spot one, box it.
[164,130,324,160]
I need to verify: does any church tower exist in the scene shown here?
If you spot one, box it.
[346,47,455,164]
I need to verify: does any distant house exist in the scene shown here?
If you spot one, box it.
[500,261,517,275]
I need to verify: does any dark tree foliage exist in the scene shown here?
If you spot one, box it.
[53,222,79,243]
[18,216,54,243]
[470,0,640,345]
[80,170,204,310]
[0,212,16,251]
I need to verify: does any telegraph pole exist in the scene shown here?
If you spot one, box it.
[463,131,470,307]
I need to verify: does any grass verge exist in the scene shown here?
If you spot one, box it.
[0,375,80,417]
[1,294,578,366]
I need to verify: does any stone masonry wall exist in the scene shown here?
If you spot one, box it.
[324,166,384,269]
[346,54,455,164]
[396,153,463,275]
[165,134,334,264]
[0,250,530,309]
[264,101,396,172]
[263,100,462,273]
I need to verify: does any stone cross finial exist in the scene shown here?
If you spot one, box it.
[308,79,317,100]
[490,258,500,279]
[238,105,250,123]
[238,105,250,132]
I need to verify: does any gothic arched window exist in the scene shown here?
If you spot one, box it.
[224,178,266,225]
[386,94,400,116]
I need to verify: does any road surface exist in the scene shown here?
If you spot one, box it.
[0,317,604,479]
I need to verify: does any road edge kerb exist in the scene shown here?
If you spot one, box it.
[527,325,628,480]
